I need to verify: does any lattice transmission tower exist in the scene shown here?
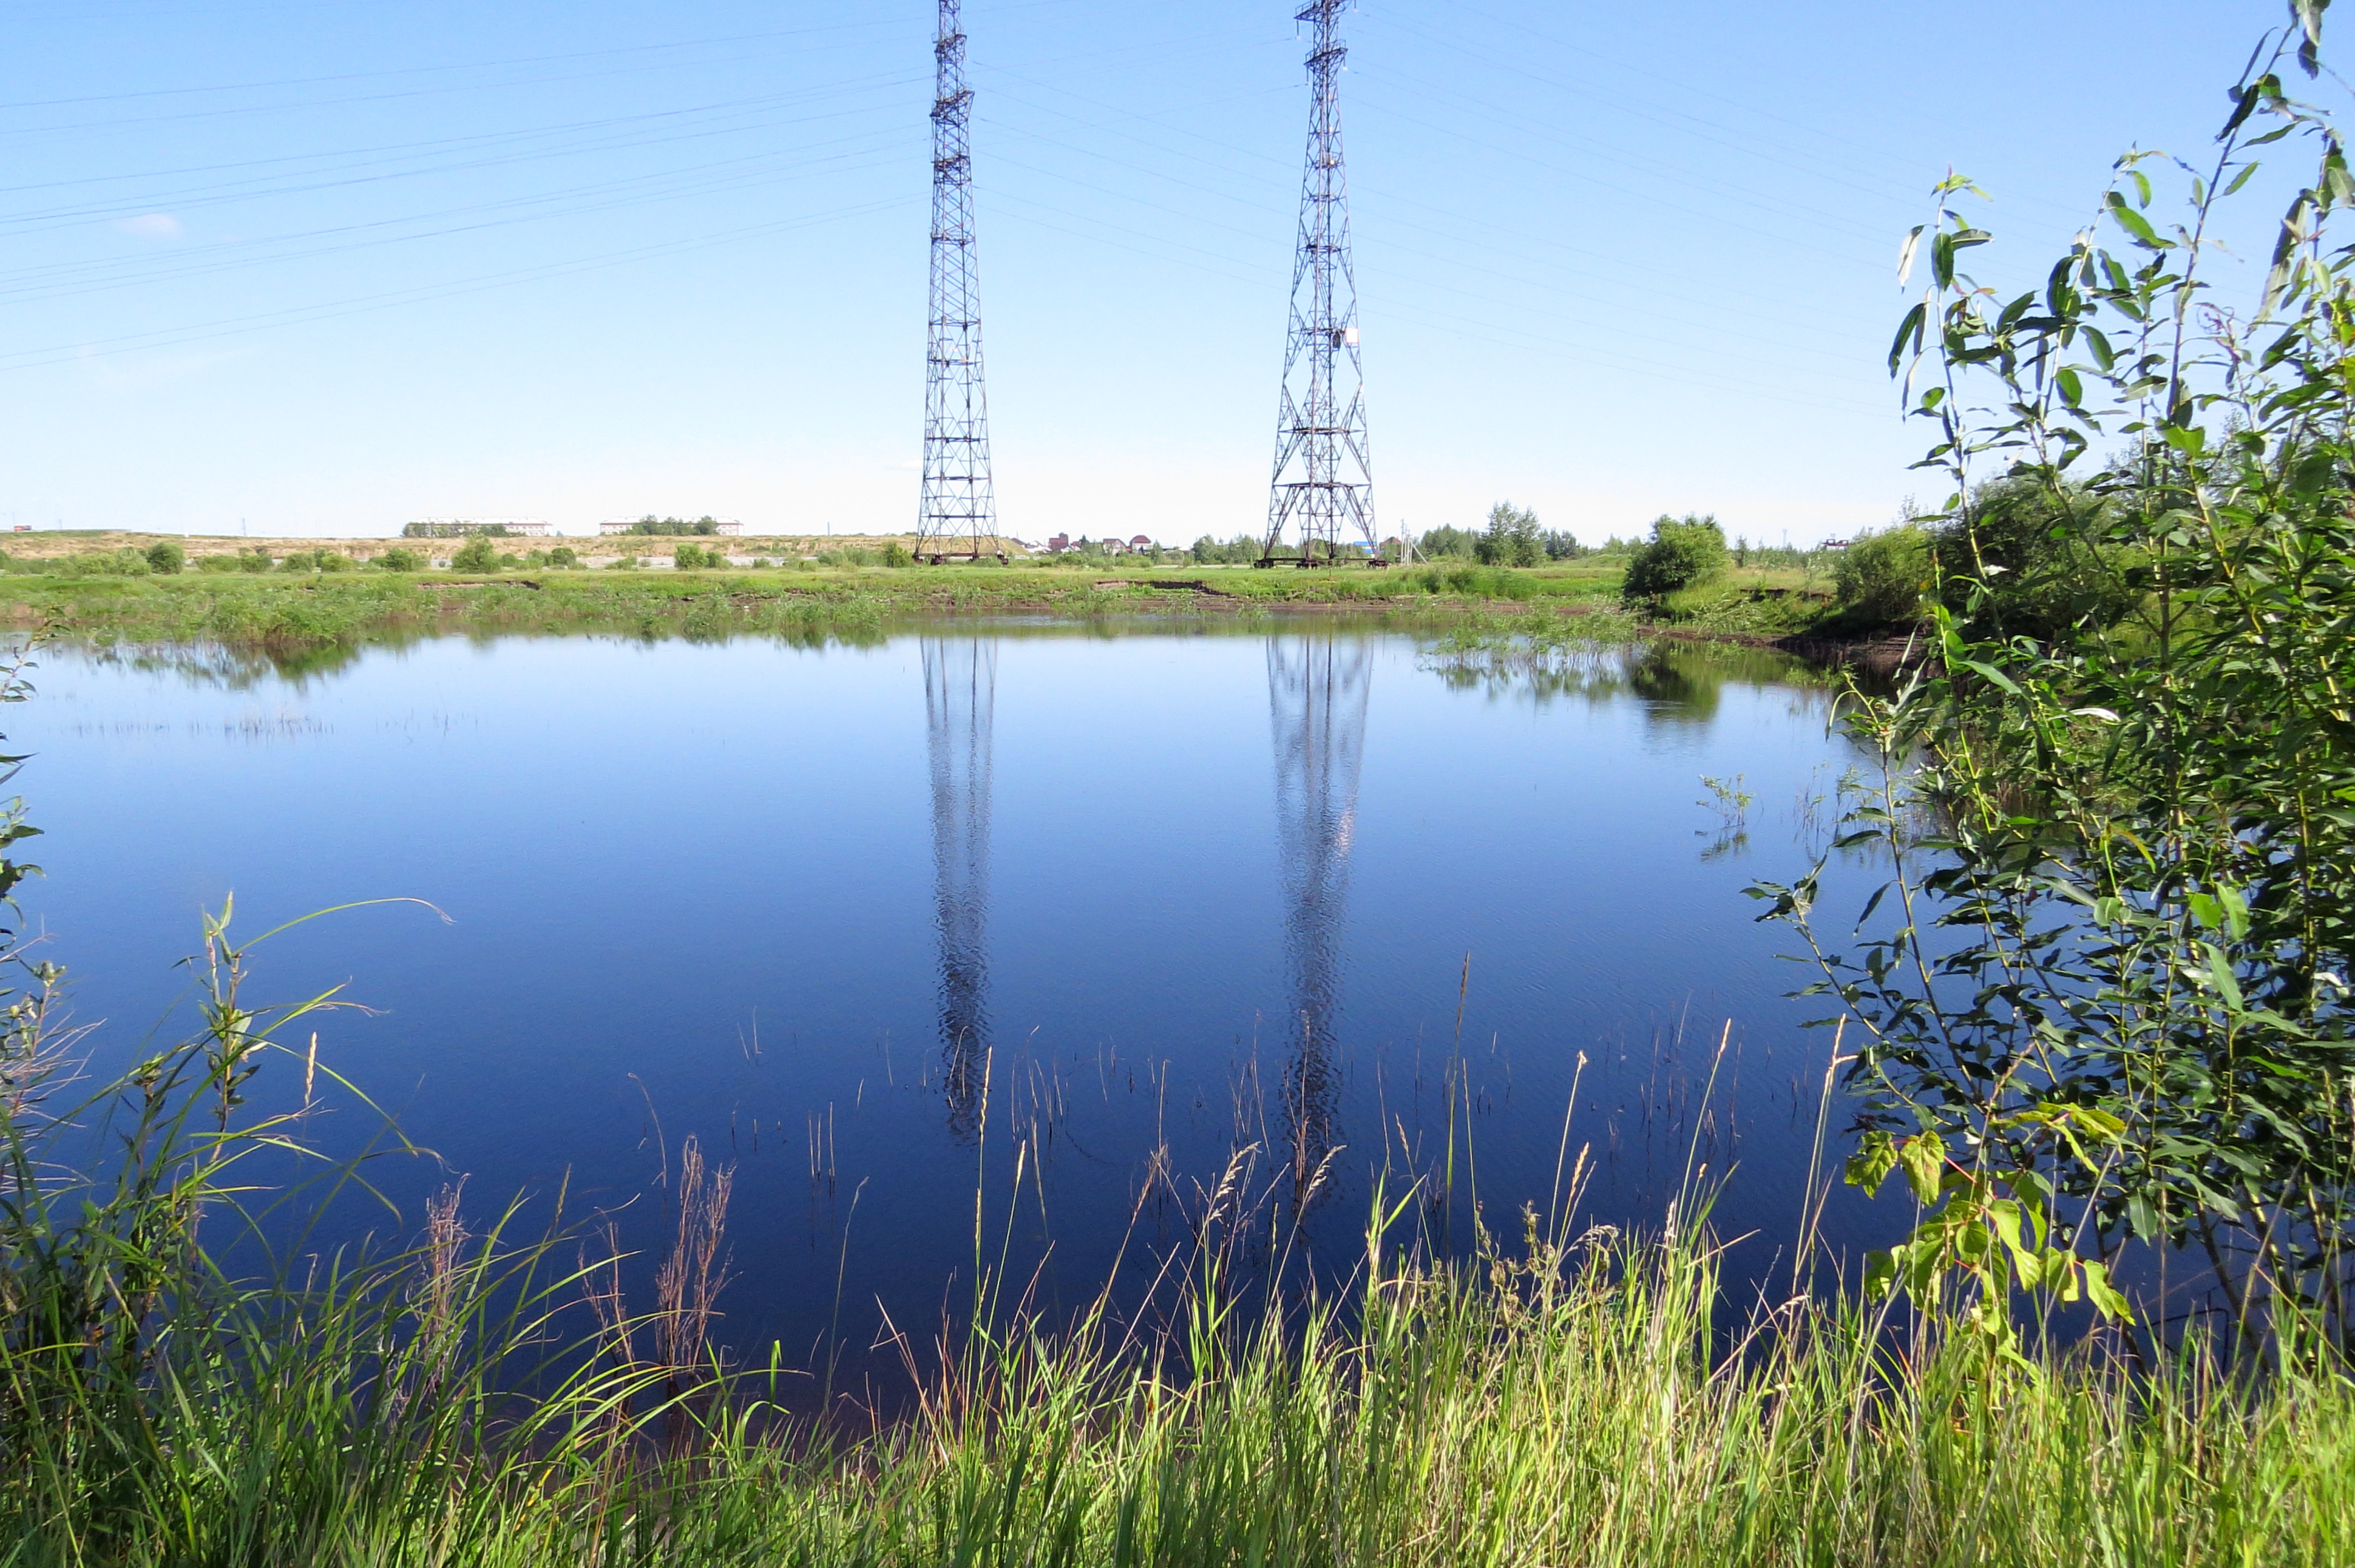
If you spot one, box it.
[919,0,999,563]
[1262,0,1376,569]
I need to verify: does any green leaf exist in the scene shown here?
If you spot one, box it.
[2081,1259,2133,1322]
[1888,302,1927,375]
[1898,1134,1946,1203]
[2055,367,2082,405]
[1957,657,2024,695]
[1845,1131,1899,1195]
[2203,944,2246,1012]
[2106,192,2166,248]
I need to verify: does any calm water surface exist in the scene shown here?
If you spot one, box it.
[21,623,1894,1367]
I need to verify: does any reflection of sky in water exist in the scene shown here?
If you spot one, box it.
[17,628,1896,1370]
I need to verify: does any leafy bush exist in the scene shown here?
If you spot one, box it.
[1930,477,2141,638]
[1621,515,1727,601]
[195,552,242,573]
[1758,21,2355,1356]
[548,546,578,569]
[881,542,913,567]
[373,547,423,572]
[1475,501,1545,567]
[1829,524,1931,624]
[45,549,151,577]
[449,537,500,573]
[316,552,352,573]
[144,539,185,575]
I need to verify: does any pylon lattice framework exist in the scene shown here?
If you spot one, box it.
[919,0,997,563]
[1263,0,1376,569]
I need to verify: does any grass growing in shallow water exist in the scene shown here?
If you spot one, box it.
[4,918,2350,1567]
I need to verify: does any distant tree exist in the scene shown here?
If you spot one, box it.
[1541,528,1581,560]
[1621,514,1727,601]
[450,536,500,573]
[1474,501,1544,567]
[549,546,579,569]
[881,541,913,567]
[144,539,185,574]
[316,551,353,573]
[374,547,424,572]
[628,516,722,536]
[1416,524,1480,559]
[277,550,317,573]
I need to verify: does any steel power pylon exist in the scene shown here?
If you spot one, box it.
[919,0,1000,564]
[1262,0,1377,569]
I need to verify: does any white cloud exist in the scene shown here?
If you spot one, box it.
[113,214,183,240]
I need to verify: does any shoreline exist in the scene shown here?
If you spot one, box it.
[0,563,1910,667]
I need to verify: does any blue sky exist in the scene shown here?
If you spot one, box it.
[0,0,2304,543]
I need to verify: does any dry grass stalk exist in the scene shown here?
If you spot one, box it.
[655,1135,734,1395]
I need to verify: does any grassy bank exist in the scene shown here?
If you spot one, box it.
[0,559,1856,651]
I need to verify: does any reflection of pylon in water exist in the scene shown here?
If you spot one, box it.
[1267,634,1372,1204]
[923,637,994,1138]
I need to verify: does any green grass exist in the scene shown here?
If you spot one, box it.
[0,560,1803,649]
[0,558,1898,660]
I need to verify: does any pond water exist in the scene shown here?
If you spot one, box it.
[17,623,1897,1373]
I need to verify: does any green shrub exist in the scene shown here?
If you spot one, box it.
[449,537,500,573]
[315,552,353,573]
[52,549,151,576]
[1931,477,2141,639]
[373,547,423,572]
[195,552,242,573]
[236,549,273,573]
[549,546,578,569]
[144,539,186,575]
[673,542,708,570]
[882,542,913,567]
[1621,515,1728,601]
[1829,524,1931,624]
[277,550,316,573]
